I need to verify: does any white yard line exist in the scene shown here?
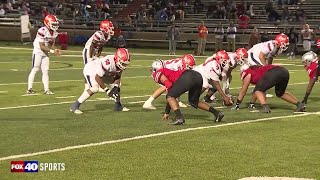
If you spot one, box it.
[55,96,76,99]
[0,95,151,110]
[0,111,319,161]
[0,76,150,86]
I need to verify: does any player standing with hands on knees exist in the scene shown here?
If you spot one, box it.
[83,20,114,90]
[27,14,61,95]
[70,48,131,114]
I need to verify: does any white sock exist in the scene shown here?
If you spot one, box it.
[42,70,49,91]
[146,96,155,103]
[84,83,89,90]
[27,68,38,90]
[78,90,91,103]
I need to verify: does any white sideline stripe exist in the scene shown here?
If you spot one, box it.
[0,91,8,93]
[127,100,145,104]
[0,111,319,161]
[0,76,149,86]
[0,95,151,110]
[55,96,76,99]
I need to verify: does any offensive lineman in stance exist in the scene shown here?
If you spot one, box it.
[27,14,61,95]
[70,48,130,114]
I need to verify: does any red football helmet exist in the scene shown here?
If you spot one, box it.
[182,54,196,69]
[235,48,248,65]
[274,33,289,54]
[44,14,59,31]
[114,48,130,70]
[100,20,114,37]
[215,50,230,68]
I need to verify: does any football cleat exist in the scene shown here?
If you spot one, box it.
[27,89,35,94]
[295,102,306,112]
[44,90,54,95]
[266,94,273,98]
[114,103,130,111]
[170,118,185,125]
[178,101,188,108]
[213,112,224,122]
[260,104,271,113]
[142,102,157,110]
[70,109,83,114]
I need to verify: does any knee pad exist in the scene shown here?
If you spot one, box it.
[275,90,284,97]
[188,100,199,108]
[89,86,99,93]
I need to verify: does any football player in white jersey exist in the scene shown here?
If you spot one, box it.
[204,48,248,103]
[193,50,233,106]
[27,15,61,95]
[83,20,114,89]
[142,54,196,110]
[247,33,289,66]
[70,48,130,114]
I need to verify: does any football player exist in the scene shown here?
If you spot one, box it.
[204,48,248,103]
[233,64,305,113]
[301,51,320,104]
[193,50,234,106]
[70,48,130,114]
[142,54,196,110]
[247,33,289,66]
[27,14,61,95]
[151,62,224,125]
[83,20,114,89]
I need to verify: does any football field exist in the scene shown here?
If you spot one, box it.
[0,43,319,179]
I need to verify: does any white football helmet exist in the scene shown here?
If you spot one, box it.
[150,60,164,73]
[302,51,318,67]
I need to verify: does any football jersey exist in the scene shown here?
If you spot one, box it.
[306,61,319,80]
[83,55,117,77]
[193,56,222,88]
[163,58,185,71]
[152,68,185,86]
[240,65,277,84]
[33,26,59,56]
[247,40,277,66]
[84,30,109,52]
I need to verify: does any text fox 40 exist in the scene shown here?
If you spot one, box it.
[11,161,65,173]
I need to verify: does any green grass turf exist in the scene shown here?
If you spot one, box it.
[0,44,319,179]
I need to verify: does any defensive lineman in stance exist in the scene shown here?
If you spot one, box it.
[27,14,61,94]
[70,48,130,114]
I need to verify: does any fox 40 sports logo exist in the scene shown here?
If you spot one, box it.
[11,161,65,173]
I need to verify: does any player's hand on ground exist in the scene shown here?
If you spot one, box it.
[54,49,61,56]
[223,96,233,106]
[162,113,170,120]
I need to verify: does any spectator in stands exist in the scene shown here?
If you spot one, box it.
[0,4,5,15]
[268,7,281,21]
[197,21,208,56]
[206,2,218,19]
[237,0,246,16]
[136,5,146,23]
[301,23,314,52]
[101,3,110,19]
[295,4,305,22]
[287,27,298,59]
[116,35,127,48]
[4,0,13,11]
[228,1,237,20]
[167,24,180,55]
[193,0,203,14]
[265,0,273,14]
[217,2,226,19]
[214,23,224,51]
[281,5,290,22]
[260,30,270,42]
[176,2,185,20]
[124,15,133,26]
[248,27,260,48]
[227,21,237,52]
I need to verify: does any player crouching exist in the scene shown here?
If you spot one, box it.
[70,48,130,114]
[150,64,224,125]
[301,51,320,104]
[143,54,196,110]
[233,62,305,113]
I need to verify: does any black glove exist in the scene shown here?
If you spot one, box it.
[105,87,119,102]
